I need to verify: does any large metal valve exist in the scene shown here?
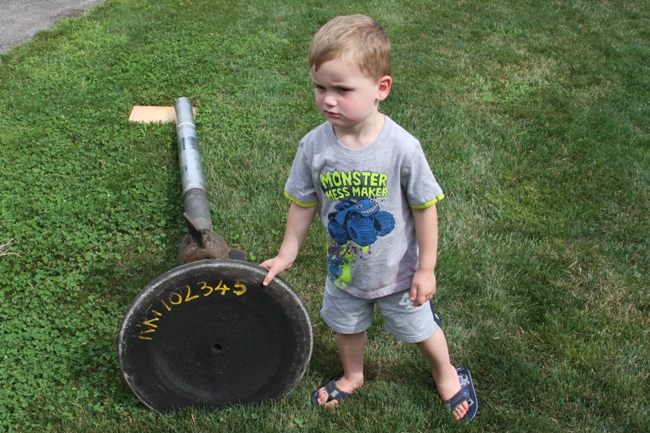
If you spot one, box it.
[117,98,312,412]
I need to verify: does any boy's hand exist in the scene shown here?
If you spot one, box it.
[260,256,294,286]
[260,203,318,286]
[410,269,436,307]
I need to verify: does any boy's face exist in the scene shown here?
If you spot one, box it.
[311,57,391,131]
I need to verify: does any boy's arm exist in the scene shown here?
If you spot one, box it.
[261,202,318,286]
[410,204,438,306]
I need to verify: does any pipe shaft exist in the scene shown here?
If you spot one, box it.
[175,97,213,231]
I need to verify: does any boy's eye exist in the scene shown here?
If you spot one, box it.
[338,88,351,93]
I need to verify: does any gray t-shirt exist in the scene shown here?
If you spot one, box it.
[284,116,444,299]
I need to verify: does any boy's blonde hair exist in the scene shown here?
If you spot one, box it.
[309,14,390,82]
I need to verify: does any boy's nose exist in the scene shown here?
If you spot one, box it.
[323,93,337,107]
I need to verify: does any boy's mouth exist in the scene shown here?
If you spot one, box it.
[325,110,341,118]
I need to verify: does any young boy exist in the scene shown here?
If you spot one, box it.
[261,14,477,421]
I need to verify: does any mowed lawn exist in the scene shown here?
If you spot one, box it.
[0,0,648,432]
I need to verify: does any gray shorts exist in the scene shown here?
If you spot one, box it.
[320,284,441,343]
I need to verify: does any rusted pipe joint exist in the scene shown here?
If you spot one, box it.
[177,213,245,264]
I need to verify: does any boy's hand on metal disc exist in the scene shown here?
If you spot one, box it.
[260,256,293,286]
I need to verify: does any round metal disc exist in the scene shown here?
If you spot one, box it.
[118,260,313,412]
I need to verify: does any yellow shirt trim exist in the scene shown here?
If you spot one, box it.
[284,191,319,208]
[410,193,445,210]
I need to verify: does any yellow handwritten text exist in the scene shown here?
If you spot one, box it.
[135,280,250,342]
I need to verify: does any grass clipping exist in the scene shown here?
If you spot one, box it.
[0,239,20,257]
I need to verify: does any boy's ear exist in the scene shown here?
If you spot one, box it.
[377,75,392,101]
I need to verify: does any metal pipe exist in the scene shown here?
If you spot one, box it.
[174,97,246,263]
[175,97,212,232]
[118,97,310,415]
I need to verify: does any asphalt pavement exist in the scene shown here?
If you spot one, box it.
[0,0,104,54]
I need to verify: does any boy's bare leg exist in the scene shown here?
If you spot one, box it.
[316,331,367,406]
[416,329,469,420]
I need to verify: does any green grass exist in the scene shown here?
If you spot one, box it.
[1,0,648,431]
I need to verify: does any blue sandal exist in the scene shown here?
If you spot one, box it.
[311,377,352,406]
[444,366,478,422]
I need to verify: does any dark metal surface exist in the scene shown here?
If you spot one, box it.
[177,212,245,263]
[118,260,313,412]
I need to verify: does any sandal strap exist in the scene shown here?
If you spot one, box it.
[324,379,351,402]
[445,386,470,411]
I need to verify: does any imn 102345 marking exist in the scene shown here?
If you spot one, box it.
[135,280,247,341]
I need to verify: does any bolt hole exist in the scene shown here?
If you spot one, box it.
[213,344,222,352]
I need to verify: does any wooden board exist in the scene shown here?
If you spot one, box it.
[128,106,197,123]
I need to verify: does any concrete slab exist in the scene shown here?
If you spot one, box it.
[128,106,198,123]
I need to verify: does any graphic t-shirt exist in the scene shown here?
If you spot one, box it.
[284,116,444,299]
